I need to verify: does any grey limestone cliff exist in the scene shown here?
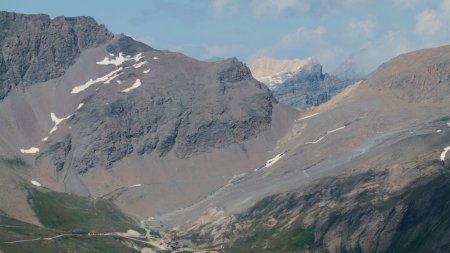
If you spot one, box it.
[271,63,357,108]
[67,56,273,173]
[0,11,113,99]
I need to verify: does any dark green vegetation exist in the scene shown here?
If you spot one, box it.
[0,189,151,253]
[224,169,450,253]
[1,236,140,253]
[26,188,143,233]
[1,156,27,168]
[0,211,55,242]
[0,212,146,253]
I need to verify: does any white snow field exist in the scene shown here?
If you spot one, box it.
[122,79,142,93]
[133,61,148,69]
[296,113,320,121]
[327,126,346,134]
[71,67,123,94]
[20,147,39,154]
[30,180,42,187]
[441,146,450,161]
[49,113,72,134]
[97,52,143,66]
[265,152,286,168]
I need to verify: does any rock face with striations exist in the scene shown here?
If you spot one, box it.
[67,55,273,173]
[250,56,357,108]
[172,45,450,253]
[0,11,293,225]
[0,11,113,99]
[0,12,280,177]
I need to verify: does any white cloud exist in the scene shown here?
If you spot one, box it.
[316,46,347,66]
[250,0,310,17]
[412,0,450,42]
[277,26,346,67]
[441,0,450,16]
[212,0,239,17]
[393,0,419,8]
[280,26,327,47]
[414,10,442,38]
[346,18,377,38]
[336,29,424,77]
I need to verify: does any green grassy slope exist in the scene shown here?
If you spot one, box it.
[0,188,150,253]
[26,188,143,233]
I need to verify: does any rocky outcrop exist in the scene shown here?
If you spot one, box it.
[173,45,450,253]
[271,64,355,108]
[249,56,318,88]
[0,11,278,180]
[0,11,293,237]
[0,11,113,99]
[48,135,72,172]
[368,45,450,103]
[64,56,273,173]
[249,56,357,108]
[223,168,450,253]
[177,144,450,252]
[106,35,155,56]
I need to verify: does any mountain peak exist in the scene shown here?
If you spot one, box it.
[368,44,450,103]
[249,56,320,84]
[248,55,356,108]
[0,11,113,99]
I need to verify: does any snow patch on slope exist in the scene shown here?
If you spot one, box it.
[20,147,39,154]
[265,152,286,168]
[441,146,450,161]
[122,79,142,93]
[97,53,143,66]
[49,113,72,134]
[305,125,346,144]
[133,61,148,69]
[255,152,286,171]
[143,68,151,74]
[305,136,326,144]
[71,68,123,94]
[296,113,320,122]
[327,126,346,134]
[30,180,42,187]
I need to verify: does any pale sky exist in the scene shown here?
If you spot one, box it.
[2,0,450,74]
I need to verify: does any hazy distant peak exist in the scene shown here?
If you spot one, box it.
[249,56,320,83]
[204,56,225,62]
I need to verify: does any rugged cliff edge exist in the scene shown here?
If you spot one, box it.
[171,46,450,253]
[0,11,113,99]
[250,56,357,108]
[0,11,295,225]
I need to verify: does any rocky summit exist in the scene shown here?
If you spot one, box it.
[0,11,294,226]
[250,56,358,108]
[0,11,113,99]
[1,10,450,253]
[171,45,450,253]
